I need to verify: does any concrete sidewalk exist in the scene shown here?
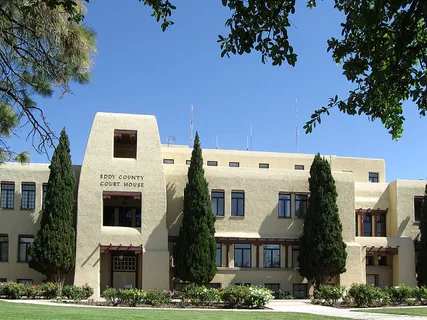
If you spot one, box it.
[267,299,427,319]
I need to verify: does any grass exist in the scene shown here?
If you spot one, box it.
[353,306,427,316]
[0,301,350,320]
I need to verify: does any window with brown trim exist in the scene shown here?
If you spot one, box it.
[259,163,269,169]
[0,235,8,262]
[103,192,142,228]
[234,243,251,268]
[114,130,137,159]
[378,255,387,266]
[21,183,36,210]
[366,256,374,265]
[263,244,280,268]
[229,162,239,167]
[1,182,14,209]
[415,197,423,222]
[376,215,386,237]
[207,161,218,167]
[363,215,372,236]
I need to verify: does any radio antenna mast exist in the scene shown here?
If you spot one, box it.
[295,98,299,153]
[250,125,253,151]
[215,135,219,149]
[190,104,194,148]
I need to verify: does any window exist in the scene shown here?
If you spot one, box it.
[17,279,33,285]
[229,162,239,167]
[0,278,6,283]
[264,244,280,268]
[231,191,245,216]
[174,283,188,291]
[259,163,269,169]
[376,215,386,237]
[295,165,304,170]
[278,193,291,218]
[369,172,379,183]
[363,215,372,236]
[216,243,222,267]
[293,284,308,299]
[42,184,48,210]
[1,182,14,209]
[18,235,34,262]
[21,183,36,210]
[378,255,387,266]
[355,215,359,236]
[295,195,308,218]
[292,245,300,268]
[366,256,374,265]
[163,159,174,164]
[186,160,191,165]
[235,283,251,286]
[415,197,423,222]
[265,283,280,292]
[207,283,221,289]
[0,235,8,262]
[114,130,137,158]
[103,192,142,228]
[212,191,224,216]
[234,243,251,268]
[207,161,218,166]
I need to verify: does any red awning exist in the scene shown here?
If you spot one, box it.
[100,244,142,254]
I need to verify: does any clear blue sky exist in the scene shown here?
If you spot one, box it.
[9,1,427,182]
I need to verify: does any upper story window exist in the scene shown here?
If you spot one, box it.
[234,243,251,268]
[0,182,14,209]
[376,215,386,237]
[295,165,304,170]
[278,193,291,218]
[0,235,8,262]
[356,209,387,237]
[212,191,224,216]
[216,243,222,267]
[259,163,269,169]
[163,159,174,164]
[186,160,191,165]
[114,130,137,159]
[369,172,379,183]
[366,256,374,265]
[231,191,245,216]
[103,192,142,228]
[42,184,48,210]
[295,194,308,218]
[415,196,423,222]
[207,161,218,167]
[21,183,36,210]
[229,162,240,168]
[378,255,387,266]
[363,215,372,236]
[18,235,34,262]
[263,244,280,268]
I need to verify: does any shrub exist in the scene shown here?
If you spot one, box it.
[414,286,427,305]
[315,285,345,306]
[347,283,386,307]
[145,288,172,307]
[25,285,42,299]
[62,284,94,300]
[101,287,118,304]
[180,283,220,306]
[386,285,414,305]
[221,285,273,308]
[1,282,25,299]
[38,282,59,299]
[116,288,146,307]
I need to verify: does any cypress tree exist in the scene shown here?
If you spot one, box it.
[174,132,217,285]
[28,129,76,288]
[416,184,427,286]
[298,153,347,290]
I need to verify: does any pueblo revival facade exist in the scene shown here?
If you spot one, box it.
[0,112,424,298]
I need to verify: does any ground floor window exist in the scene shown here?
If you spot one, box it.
[0,235,8,262]
[17,279,33,285]
[234,283,251,286]
[378,255,387,266]
[18,235,33,262]
[112,255,137,272]
[293,283,308,299]
[366,274,379,287]
[173,283,188,291]
[234,243,251,268]
[0,278,6,282]
[264,283,280,292]
[207,283,221,289]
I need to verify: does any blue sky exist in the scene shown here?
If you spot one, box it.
[9,1,427,182]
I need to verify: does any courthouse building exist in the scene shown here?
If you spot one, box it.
[0,112,423,298]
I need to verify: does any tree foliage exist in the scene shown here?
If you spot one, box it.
[298,153,347,290]
[174,132,217,285]
[417,184,427,286]
[0,0,96,161]
[28,128,76,286]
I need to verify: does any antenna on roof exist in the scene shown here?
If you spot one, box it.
[166,136,176,147]
[190,104,194,148]
[295,98,299,153]
[216,135,219,149]
[246,136,249,151]
[250,124,253,151]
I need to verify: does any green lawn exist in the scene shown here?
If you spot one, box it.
[353,307,427,316]
[0,301,349,320]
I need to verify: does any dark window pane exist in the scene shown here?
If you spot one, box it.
[363,215,372,236]
[415,197,423,222]
[212,192,224,216]
[1,183,15,209]
[295,195,307,218]
[216,243,222,267]
[0,236,8,262]
[21,184,36,210]
[369,172,379,183]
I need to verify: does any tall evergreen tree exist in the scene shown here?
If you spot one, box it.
[298,153,347,290]
[28,129,76,287]
[417,184,427,286]
[174,132,217,285]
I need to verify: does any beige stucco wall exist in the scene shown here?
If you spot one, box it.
[74,112,169,298]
